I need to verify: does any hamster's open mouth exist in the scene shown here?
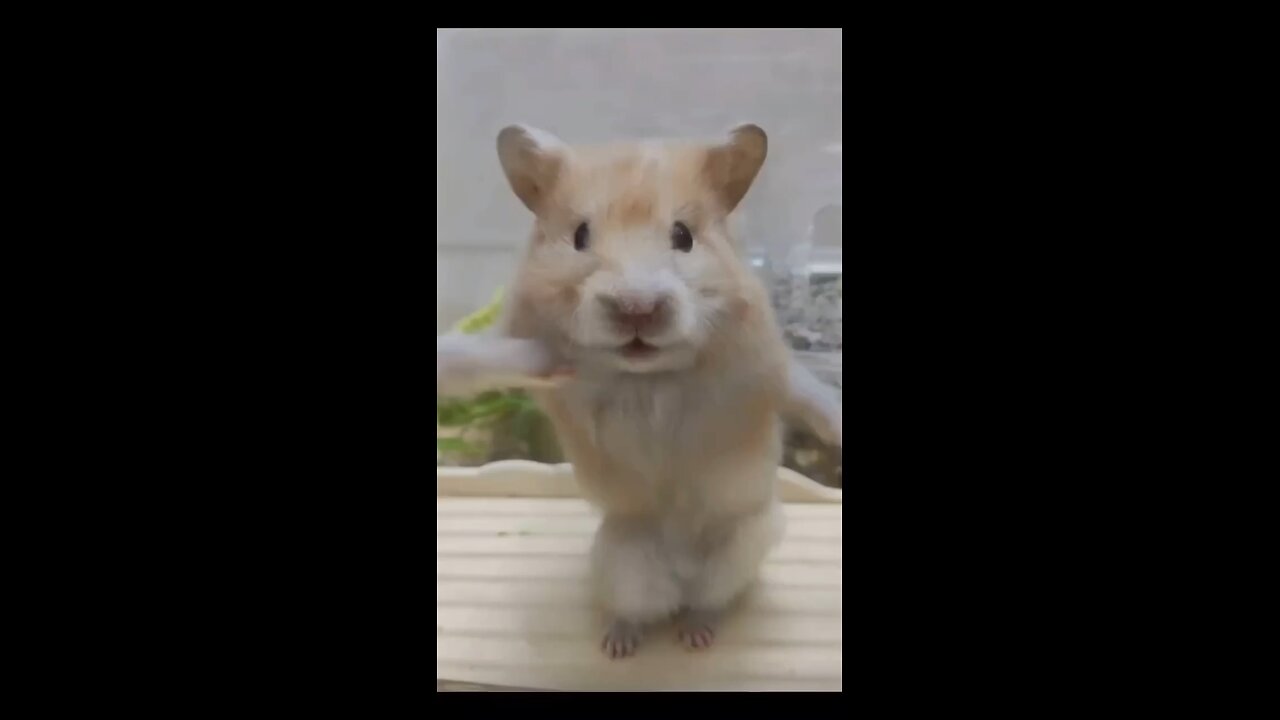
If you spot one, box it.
[618,338,660,358]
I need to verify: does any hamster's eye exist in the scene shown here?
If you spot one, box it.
[671,221,693,252]
[573,222,590,251]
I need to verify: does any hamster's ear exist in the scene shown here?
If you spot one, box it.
[497,124,566,213]
[703,123,768,213]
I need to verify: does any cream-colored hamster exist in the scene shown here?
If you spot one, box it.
[446,122,841,658]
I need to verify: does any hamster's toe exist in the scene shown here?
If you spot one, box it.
[601,620,643,659]
[676,609,718,650]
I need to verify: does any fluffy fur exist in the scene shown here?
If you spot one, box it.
[436,334,566,397]
[440,123,842,657]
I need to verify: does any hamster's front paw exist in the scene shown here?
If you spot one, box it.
[601,619,643,659]
[795,390,842,447]
[437,334,572,394]
[491,337,560,379]
[812,401,842,447]
[787,358,842,447]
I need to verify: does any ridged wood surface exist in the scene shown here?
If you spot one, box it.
[437,470,843,692]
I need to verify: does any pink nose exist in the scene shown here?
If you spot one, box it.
[601,294,669,333]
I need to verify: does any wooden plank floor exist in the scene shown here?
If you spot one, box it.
[437,497,843,692]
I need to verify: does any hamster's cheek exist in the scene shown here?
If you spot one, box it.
[562,271,615,348]
[672,253,731,339]
[569,299,615,348]
[670,291,700,341]
[522,246,599,342]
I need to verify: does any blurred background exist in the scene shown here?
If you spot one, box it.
[436,28,842,486]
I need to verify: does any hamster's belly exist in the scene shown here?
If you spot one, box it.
[536,376,781,519]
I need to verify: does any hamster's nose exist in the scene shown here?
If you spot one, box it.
[600,293,670,334]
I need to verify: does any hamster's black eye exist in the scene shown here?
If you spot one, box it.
[671,221,693,252]
[573,222,589,251]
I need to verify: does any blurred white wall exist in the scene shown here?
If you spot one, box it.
[436,28,842,332]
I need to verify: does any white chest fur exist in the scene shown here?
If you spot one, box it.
[546,368,781,521]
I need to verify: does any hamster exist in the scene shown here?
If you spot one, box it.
[436,333,570,397]
[456,122,841,657]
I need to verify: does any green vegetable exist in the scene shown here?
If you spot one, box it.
[452,288,504,334]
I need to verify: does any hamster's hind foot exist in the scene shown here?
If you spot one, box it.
[601,619,643,659]
[676,608,719,650]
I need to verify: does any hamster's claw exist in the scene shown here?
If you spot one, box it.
[676,609,719,650]
[819,414,842,447]
[601,620,642,659]
[677,625,715,650]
